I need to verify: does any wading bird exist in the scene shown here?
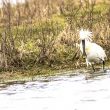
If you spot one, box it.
[79,29,107,71]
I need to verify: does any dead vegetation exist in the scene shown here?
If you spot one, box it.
[0,0,109,71]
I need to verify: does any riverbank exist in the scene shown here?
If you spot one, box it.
[0,64,76,83]
[0,60,110,84]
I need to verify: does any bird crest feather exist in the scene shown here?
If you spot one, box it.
[79,29,92,41]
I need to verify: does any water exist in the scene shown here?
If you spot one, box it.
[0,69,110,110]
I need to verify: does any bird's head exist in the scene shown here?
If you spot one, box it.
[78,29,93,56]
[79,29,92,41]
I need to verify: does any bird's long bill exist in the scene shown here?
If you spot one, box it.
[82,40,86,56]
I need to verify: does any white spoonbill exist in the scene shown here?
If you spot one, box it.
[79,29,107,71]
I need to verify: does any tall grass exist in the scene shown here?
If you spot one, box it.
[0,0,110,70]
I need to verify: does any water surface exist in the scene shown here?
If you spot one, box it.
[0,69,110,110]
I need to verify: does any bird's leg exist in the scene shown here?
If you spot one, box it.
[102,61,105,71]
[91,64,95,72]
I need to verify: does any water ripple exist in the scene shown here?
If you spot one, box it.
[0,69,110,110]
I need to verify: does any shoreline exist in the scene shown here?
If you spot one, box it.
[0,62,109,84]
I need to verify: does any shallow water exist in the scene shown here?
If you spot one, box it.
[0,69,110,110]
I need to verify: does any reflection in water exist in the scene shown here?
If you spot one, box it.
[0,69,110,110]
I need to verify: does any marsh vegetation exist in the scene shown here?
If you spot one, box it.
[0,0,110,81]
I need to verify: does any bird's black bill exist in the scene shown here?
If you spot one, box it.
[82,40,86,56]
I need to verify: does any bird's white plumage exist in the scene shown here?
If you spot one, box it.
[79,29,107,68]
